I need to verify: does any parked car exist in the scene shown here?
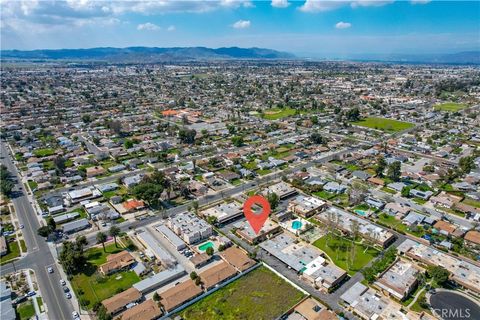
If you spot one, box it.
[65,293,71,299]
[60,279,66,286]
[26,291,36,297]
[63,287,70,293]
[47,267,54,273]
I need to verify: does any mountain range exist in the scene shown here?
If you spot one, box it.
[1,47,478,64]
[0,46,295,62]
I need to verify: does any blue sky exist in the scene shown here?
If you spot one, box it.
[1,1,479,56]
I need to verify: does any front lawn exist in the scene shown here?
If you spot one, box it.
[85,243,124,266]
[313,235,379,275]
[381,187,397,194]
[313,190,336,200]
[256,169,272,176]
[72,270,140,309]
[180,266,305,320]
[434,102,467,112]
[351,117,414,133]
[71,243,138,309]
[33,148,55,157]
[462,197,480,208]
[377,213,408,234]
[0,239,21,265]
[16,300,35,320]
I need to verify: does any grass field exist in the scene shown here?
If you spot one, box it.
[351,117,414,132]
[462,197,480,208]
[0,239,20,265]
[33,148,55,157]
[377,214,408,233]
[434,102,467,112]
[70,243,138,309]
[313,190,336,200]
[85,243,124,266]
[256,169,272,176]
[313,235,379,275]
[181,266,305,320]
[72,270,140,309]
[262,107,296,120]
[16,300,35,320]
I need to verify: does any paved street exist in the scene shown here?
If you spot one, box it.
[1,142,75,320]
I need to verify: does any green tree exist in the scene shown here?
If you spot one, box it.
[124,139,134,149]
[178,129,196,144]
[96,232,107,252]
[81,114,91,123]
[206,246,214,256]
[0,165,13,197]
[375,156,387,177]
[96,305,112,320]
[231,136,244,147]
[191,201,199,214]
[427,266,450,286]
[53,156,66,173]
[37,226,51,238]
[190,271,198,280]
[58,241,87,275]
[346,107,361,121]
[76,235,88,247]
[459,156,475,174]
[153,292,160,302]
[267,192,279,210]
[109,226,121,248]
[47,216,56,232]
[401,186,411,198]
[387,161,401,182]
[310,132,325,144]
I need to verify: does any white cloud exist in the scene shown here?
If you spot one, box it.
[167,25,176,32]
[220,0,253,8]
[299,1,349,12]
[299,0,394,12]
[232,20,251,29]
[351,1,394,8]
[271,0,290,8]
[137,22,160,31]
[335,21,352,29]
[410,0,431,4]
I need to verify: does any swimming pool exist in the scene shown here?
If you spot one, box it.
[355,210,367,216]
[292,220,303,230]
[198,241,214,251]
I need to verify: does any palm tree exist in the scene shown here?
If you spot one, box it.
[109,226,121,248]
[96,232,107,252]
[192,201,199,214]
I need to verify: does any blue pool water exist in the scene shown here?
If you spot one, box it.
[292,220,303,230]
[355,210,367,216]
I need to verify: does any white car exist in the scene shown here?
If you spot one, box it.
[47,267,54,273]
[72,311,79,318]
[60,279,66,286]
[65,292,72,299]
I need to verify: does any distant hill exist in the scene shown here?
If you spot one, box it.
[0,46,295,62]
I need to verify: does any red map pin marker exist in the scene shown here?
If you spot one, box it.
[243,195,271,235]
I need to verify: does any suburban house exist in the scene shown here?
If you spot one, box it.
[102,288,142,315]
[99,251,136,276]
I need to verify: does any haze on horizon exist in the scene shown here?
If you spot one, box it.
[1,0,479,57]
